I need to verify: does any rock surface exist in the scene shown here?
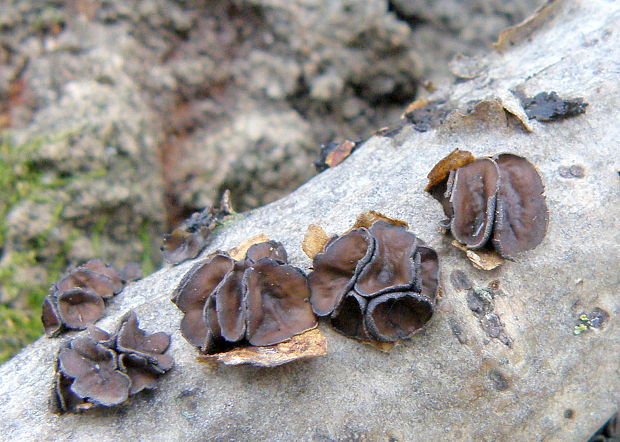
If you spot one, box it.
[1,0,619,440]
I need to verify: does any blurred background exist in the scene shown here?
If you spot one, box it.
[0,0,544,361]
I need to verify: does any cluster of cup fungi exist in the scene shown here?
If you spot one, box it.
[46,149,548,414]
[42,259,141,337]
[308,220,439,342]
[171,240,317,354]
[54,311,173,413]
[426,151,548,259]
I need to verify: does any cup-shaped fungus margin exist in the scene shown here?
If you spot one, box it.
[304,212,440,347]
[426,150,549,265]
[53,311,173,413]
[42,259,142,337]
[171,236,326,367]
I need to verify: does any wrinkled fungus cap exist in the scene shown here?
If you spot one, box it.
[355,221,420,297]
[307,216,439,344]
[427,151,548,261]
[44,259,138,337]
[365,292,434,342]
[244,258,317,346]
[172,253,234,348]
[56,268,116,300]
[162,228,207,266]
[54,312,174,413]
[57,288,105,330]
[42,295,63,337]
[118,353,159,395]
[245,240,288,264]
[58,338,131,407]
[492,153,549,258]
[116,311,173,373]
[173,240,317,357]
[330,292,370,340]
[308,228,375,316]
[215,261,248,342]
[415,246,440,299]
[449,158,500,249]
[81,259,124,294]
[213,240,289,343]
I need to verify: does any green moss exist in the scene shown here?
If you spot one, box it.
[211,212,246,235]
[139,220,156,276]
[0,132,83,362]
[0,304,46,361]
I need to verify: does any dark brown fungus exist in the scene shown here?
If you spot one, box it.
[365,292,434,342]
[81,258,124,294]
[171,253,234,348]
[57,268,116,299]
[213,240,288,342]
[427,151,548,262]
[203,293,234,354]
[57,288,105,330]
[355,221,419,297]
[215,261,248,342]
[58,338,130,407]
[43,259,138,336]
[119,353,159,395]
[116,311,173,373]
[55,370,87,412]
[450,158,500,249]
[161,191,234,265]
[330,292,370,340]
[117,262,143,283]
[307,215,439,345]
[308,228,374,316]
[54,311,174,413]
[245,240,288,264]
[244,258,316,346]
[172,239,320,363]
[492,153,548,258]
[416,246,440,299]
[162,229,207,267]
[42,295,63,337]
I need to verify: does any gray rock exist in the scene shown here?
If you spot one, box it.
[1,0,618,440]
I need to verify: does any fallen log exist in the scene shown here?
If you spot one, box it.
[1,0,618,439]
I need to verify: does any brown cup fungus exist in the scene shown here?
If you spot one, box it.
[161,191,234,265]
[172,240,317,356]
[427,150,548,261]
[307,217,439,343]
[53,311,173,413]
[42,259,142,337]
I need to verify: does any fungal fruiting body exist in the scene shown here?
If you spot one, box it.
[42,259,142,337]
[171,240,317,355]
[427,150,548,259]
[308,219,439,343]
[54,311,173,413]
[161,190,234,265]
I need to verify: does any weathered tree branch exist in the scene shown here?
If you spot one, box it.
[1,0,619,439]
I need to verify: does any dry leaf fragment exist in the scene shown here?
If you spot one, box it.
[227,234,270,261]
[197,328,327,367]
[302,224,331,259]
[402,97,430,118]
[314,140,359,172]
[452,241,505,271]
[361,340,396,353]
[349,210,408,231]
[425,149,475,192]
